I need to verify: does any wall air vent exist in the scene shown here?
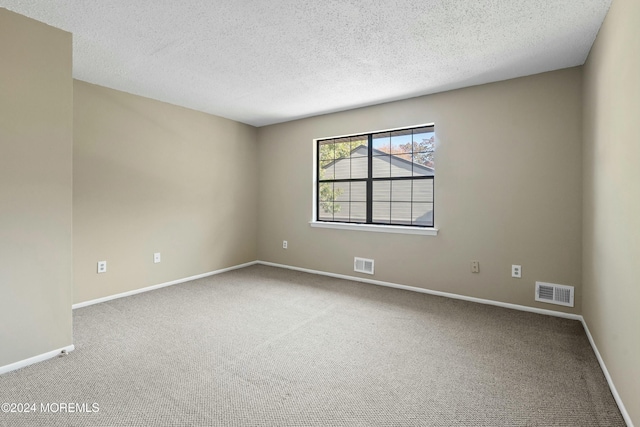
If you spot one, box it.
[535,281,574,307]
[354,257,374,275]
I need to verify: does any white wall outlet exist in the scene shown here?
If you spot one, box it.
[154,252,161,263]
[471,260,480,273]
[512,265,522,278]
[97,260,107,274]
[282,240,288,249]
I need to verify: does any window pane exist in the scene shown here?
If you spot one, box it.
[334,182,350,202]
[413,179,433,202]
[334,157,350,180]
[351,181,366,202]
[390,129,413,155]
[372,132,390,153]
[333,202,350,223]
[351,156,367,179]
[373,202,391,223]
[335,138,351,161]
[392,180,411,202]
[319,182,333,202]
[318,202,334,221]
[372,155,390,178]
[320,160,335,180]
[350,136,368,157]
[391,202,412,225]
[412,127,435,154]
[373,180,390,201]
[319,141,334,162]
[350,202,366,223]
[412,152,434,176]
[390,154,412,177]
[412,202,433,226]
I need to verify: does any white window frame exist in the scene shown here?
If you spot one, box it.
[310,123,438,236]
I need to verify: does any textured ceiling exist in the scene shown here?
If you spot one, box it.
[3,0,611,127]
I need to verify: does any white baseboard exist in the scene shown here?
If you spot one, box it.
[256,260,582,320]
[66,259,631,425]
[0,345,75,376]
[256,260,633,426]
[581,319,634,427]
[2,262,257,377]
[72,261,258,309]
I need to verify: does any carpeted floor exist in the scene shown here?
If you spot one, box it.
[0,265,625,426]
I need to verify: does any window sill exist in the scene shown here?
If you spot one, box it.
[309,221,438,236]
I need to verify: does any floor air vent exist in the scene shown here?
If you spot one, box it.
[535,281,574,307]
[354,257,374,275]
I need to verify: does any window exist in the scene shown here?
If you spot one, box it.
[316,125,435,228]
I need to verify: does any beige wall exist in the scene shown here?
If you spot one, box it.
[0,9,73,366]
[73,81,258,304]
[583,0,640,424]
[258,68,583,314]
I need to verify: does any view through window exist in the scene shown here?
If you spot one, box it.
[317,125,435,227]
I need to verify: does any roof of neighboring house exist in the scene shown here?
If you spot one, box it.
[322,145,434,175]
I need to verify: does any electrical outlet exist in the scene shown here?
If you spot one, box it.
[154,253,161,263]
[97,260,107,274]
[471,260,480,273]
[283,240,288,249]
[512,265,522,278]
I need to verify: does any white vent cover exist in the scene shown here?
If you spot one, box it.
[535,281,574,307]
[354,257,374,275]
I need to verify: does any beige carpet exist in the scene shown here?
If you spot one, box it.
[0,265,625,426]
